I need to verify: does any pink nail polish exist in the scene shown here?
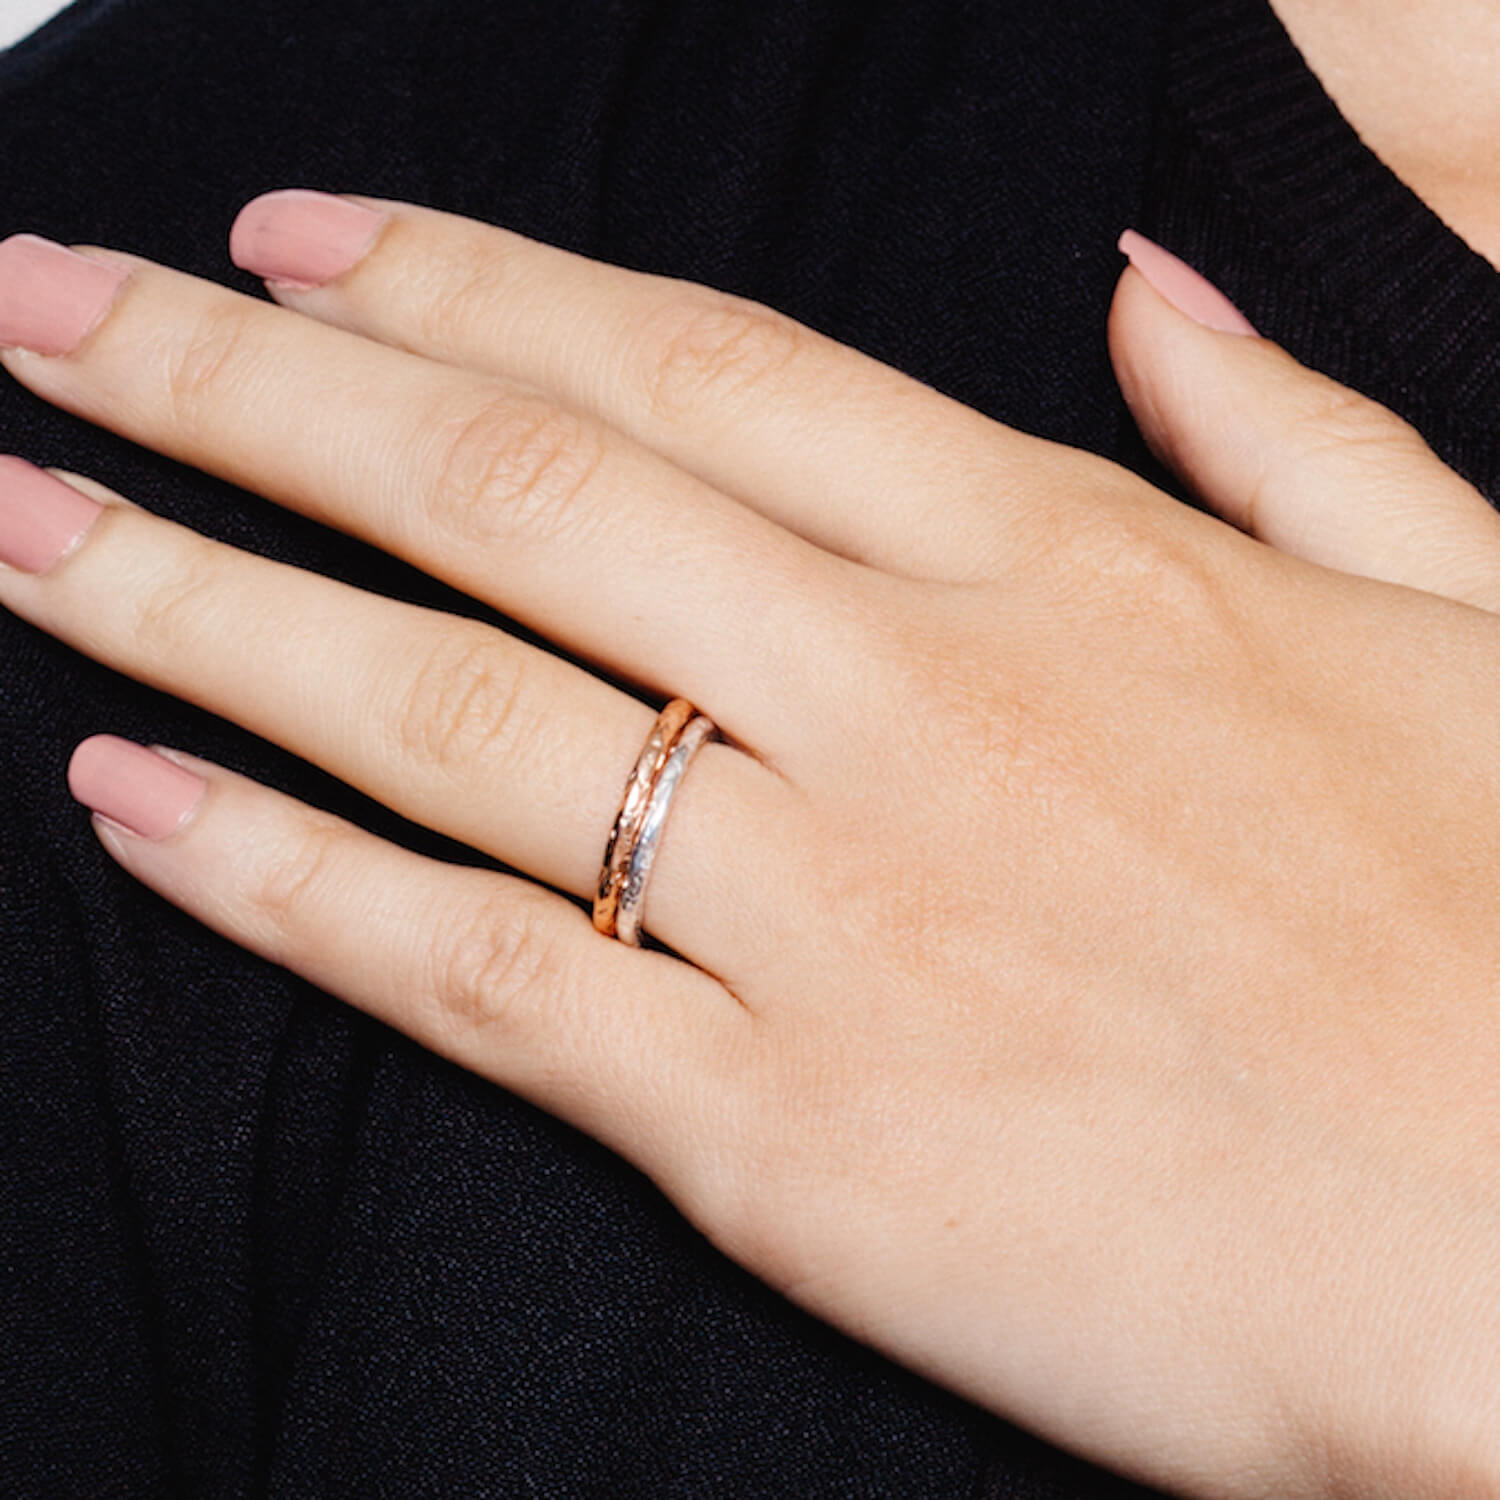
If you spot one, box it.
[0,235,131,356]
[229,189,388,290]
[68,735,207,841]
[0,456,104,573]
[1118,230,1258,336]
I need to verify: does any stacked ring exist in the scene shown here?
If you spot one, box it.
[594,698,719,946]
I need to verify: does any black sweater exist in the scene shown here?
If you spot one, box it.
[1,1,1493,1496]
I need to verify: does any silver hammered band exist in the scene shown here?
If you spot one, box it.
[594,701,718,946]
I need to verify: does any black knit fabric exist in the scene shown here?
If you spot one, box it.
[1151,0,1500,501]
[0,2,1493,1497]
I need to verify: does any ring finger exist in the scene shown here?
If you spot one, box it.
[0,462,796,972]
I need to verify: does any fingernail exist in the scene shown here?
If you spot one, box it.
[0,234,131,356]
[1118,230,1258,336]
[68,735,207,841]
[229,189,388,290]
[0,456,104,573]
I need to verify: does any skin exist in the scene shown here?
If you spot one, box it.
[3,195,1500,1495]
[1270,0,1500,267]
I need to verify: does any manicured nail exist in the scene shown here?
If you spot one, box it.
[0,456,104,574]
[68,735,207,841]
[229,189,388,290]
[1118,230,1257,336]
[0,234,131,356]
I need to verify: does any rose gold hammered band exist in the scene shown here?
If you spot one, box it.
[593,698,718,946]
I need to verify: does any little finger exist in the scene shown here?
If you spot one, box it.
[67,734,755,1189]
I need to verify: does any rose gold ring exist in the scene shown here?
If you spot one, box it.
[614,712,717,947]
[593,698,716,943]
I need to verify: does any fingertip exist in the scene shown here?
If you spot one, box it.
[228,189,300,273]
[229,188,388,291]
[1107,266,1181,464]
[146,742,224,778]
[67,734,207,842]
[0,456,106,574]
[88,809,135,861]
[1106,262,1154,370]
[1116,230,1259,337]
[66,732,111,802]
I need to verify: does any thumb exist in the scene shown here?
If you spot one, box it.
[1109,230,1500,613]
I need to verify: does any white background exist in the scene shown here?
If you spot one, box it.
[0,0,76,49]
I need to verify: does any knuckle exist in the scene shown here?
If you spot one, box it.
[1045,499,1232,630]
[1287,381,1415,459]
[425,391,607,546]
[130,543,229,665]
[642,292,807,422]
[429,890,559,1043]
[1100,517,1225,621]
[161,301,263,428]
[413,240,520,347]
[1246,384,1431,543]
[396,628,535,778]
[252,817,358,936]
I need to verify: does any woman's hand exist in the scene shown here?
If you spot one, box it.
[2,194,1498,1498]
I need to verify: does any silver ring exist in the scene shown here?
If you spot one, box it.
[614,712,717,947]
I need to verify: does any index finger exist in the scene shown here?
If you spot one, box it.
[231,189,1035,580]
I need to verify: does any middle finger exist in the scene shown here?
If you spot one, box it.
[0,236,872,763]
[0,462,796,970]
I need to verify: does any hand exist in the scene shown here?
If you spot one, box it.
[1,198,1497,1498]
